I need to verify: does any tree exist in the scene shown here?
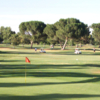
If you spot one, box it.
[18,32,30,47]
[19,21,46,48]
[91,23,100,47]
[0,26,15,44]
[0,26,5,43]
[91,23,100,29]
[43,24,58,46]
[10,34,20,48]
[54,18,89,50]
[0,33,3,43]
[88,34,94,44]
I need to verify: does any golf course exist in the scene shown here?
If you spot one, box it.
[0,44,100,100]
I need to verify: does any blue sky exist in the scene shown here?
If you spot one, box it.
[0,0,100,32]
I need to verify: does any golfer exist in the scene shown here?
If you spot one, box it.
[35,48,37,52]
[93,48,95,53]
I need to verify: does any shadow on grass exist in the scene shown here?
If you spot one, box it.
[0,51,40,55]
[0,70,100,78]
[1,50,100,55]
[0,77,100,87]
[0,63,100,84]
[0,60,23,62]
[48,51,100,55]
[0,94,100,100]
[0,63,100,69]
[0,63,100,78]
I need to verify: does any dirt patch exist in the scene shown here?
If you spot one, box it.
[92,70,100,74]
[0,47,12,50]
[0,47,18,51]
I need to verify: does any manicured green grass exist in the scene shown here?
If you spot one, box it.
[0,45,100,100]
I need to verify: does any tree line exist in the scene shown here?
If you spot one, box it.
[0,18,100,49]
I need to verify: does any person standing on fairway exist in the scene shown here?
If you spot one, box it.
[93,48,95,53]
[35,48,37,52]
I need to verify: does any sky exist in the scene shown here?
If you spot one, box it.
[0,0,100,33]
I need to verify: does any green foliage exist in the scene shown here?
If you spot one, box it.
[18,32,30,44]
[10,34,20,45]
[0,26,4,42]
[43,24,58,45]
[91,23,100,45]
[19,22,27,33]
[20,21,46,38]
[91,23,100,29]
[19,21,46,48]
[0,33,3,42]
[0,26,16,44]
[54,18,89,49]
[67,39,74,46]
[3,40,11,44]
[55,18,89,39]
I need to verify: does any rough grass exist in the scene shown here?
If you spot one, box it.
[0,44,100,100]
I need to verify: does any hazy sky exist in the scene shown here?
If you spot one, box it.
[0,0,100,32]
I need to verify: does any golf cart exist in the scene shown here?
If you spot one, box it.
[40,48,46,53]
[74,48,81,54]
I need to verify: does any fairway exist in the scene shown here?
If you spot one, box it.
[0,47,100,100]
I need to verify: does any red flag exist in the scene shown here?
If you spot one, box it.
[25,57,30,63]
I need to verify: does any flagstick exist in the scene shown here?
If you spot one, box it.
[25,63,26,85]
[25,57,30,85]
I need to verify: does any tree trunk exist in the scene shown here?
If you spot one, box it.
[62,38,68,50]
[30,41,33,49]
